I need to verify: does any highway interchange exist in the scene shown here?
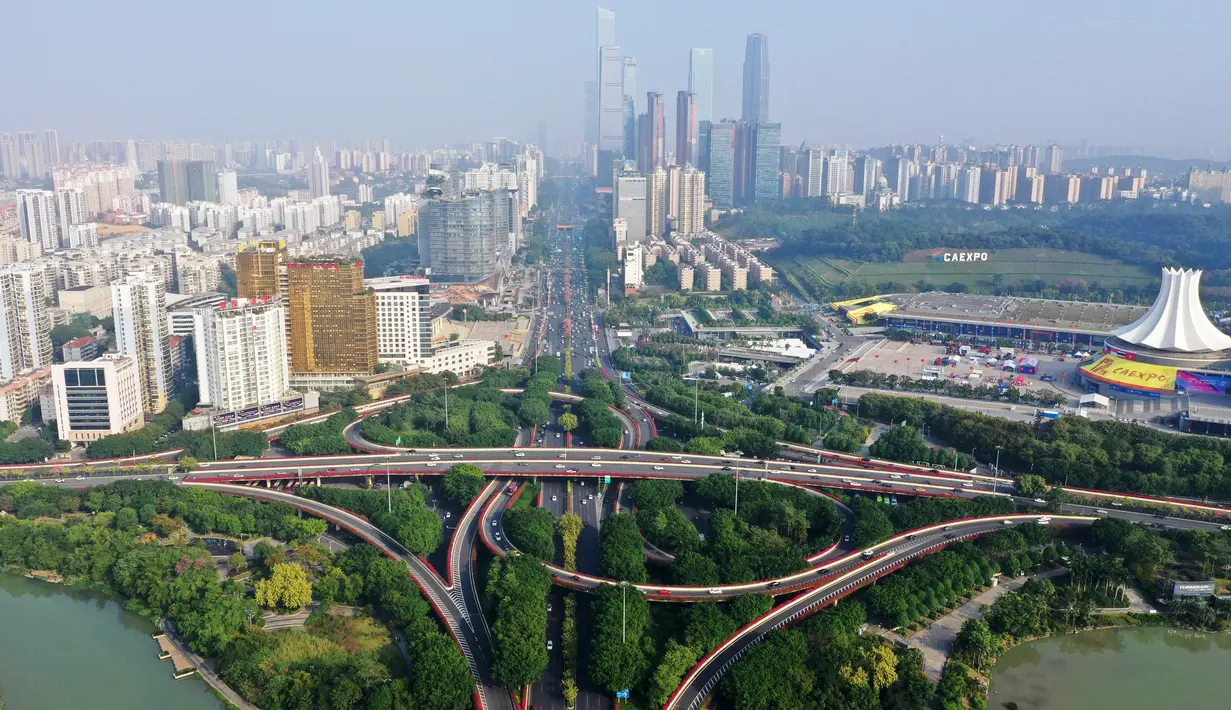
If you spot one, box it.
[9,188,1231,710]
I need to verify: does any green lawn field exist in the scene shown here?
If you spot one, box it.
[796,248,1156,290]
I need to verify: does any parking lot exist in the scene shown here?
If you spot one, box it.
[833,339,1085,394]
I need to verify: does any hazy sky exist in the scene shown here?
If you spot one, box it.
[6,0,1230,157]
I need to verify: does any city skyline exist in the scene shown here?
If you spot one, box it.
[5,0,1231,158]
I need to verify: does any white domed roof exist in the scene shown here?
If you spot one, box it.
[1113,268,1231,352]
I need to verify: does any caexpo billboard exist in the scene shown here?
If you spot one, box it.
[1080,354,1176,395]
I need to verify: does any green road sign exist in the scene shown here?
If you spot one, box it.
[603,475,611,484]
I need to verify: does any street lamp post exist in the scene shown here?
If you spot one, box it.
[993,445,1002,494]
[386,456,392,514]
[619,581,628,643]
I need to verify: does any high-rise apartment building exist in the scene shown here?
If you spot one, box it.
[157,159,218,205]
[196,298,289,411]
[615,174,648,244]
[689,49,715,123]
[675,91,698,167]
[417,189,511,282]
[16,189,58,251]
[0,134,19,179]
[957,166,982,204]
[218,169,239,205]
[368,276,432,366]
[308,148,330,198]
[286,259,377,375]
[1046,144,1064,174]
[672,165,706,235]
[741,34,770,122]
[646,167,668,238]
[0,265,53,381]
[43,129,60,167]
[55,187,88,241]
[52,355,144,443]
[824,151,851,199]
[111,275,172,413]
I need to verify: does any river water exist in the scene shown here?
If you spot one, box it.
[989,626,1231,709]
[0,574,223,710]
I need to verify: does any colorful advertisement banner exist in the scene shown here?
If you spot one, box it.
[1176,371,1231,395]
[1080,354,1176,393]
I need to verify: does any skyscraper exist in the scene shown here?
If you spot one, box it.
[417,189,511,282]
[196,298,289,411]
[752,122,781,203]
[111,275,172,413]
[615,173,647,244]
[0,265,52,381]
[286,259,377,375]
[741,34,770,122]
[236,240,287,300]
[16,189,58,251]
[689,49,715,123]
[55,187,88,241]
[584,81,600,146]
[308,148,330,198]
[622,96,638,159]
[675,91,698,167]
[368,276,433,366]
[706,120,737,210]
[622,57,639,115]
[596,7,615,49]
[639,92,665,172]
[598,46,625,152]
[0,134,19,179]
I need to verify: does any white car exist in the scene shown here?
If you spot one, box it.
[808,468,818,474]
[426,462,437,467]
[708,588,723,595]
[558,453,567,458]
[556,433,562,438]
[1096,509,1109,515]
[515,452,526,457]
[495,533,502,540]
[551,495,558,502]
[591,455,601,460]
[682,460,692,464]
[961,482,974,488]
[582,499,588,505]
[547,640,553,650]
[588,494,594,500]
[75,476,85,480]
[555,464,566,469]
[454,454,463,459]
[653,466,664,471]
[492,519,498,526]
[166,475,179,481]
[591,463,601,468]
[1033,498,1047,504]
[889,474,902,479]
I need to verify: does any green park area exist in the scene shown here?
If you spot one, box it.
[791,247,1156,293]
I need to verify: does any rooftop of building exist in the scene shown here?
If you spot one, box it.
[60,284,105,293]
[62,336,96,348]
[884,292,1148,334]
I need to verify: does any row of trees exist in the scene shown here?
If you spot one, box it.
[718,600,934,710]
[361,384,521,449]
[868,425,977,471]
[859,391,1231,499]
[297,485,442,557]
[485,554,551,688]
[282,408,358,456]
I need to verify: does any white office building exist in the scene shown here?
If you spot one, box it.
[368,276,433,366]
[615,174,647,244]
[52,355,145,443]
[111,275,172,413]
[195,297,289,411]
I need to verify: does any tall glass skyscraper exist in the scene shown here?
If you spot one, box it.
[752,122,782,203]
[706,120,737,210]
[688,48,714,123]
[741,34,770,122]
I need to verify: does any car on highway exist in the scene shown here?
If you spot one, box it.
[75,476,85,480]
[1002,519,1014,525]
[492,519,498,526]
[591,455,601,460]
[915,487,926,492]
[558,453,566,458]
[682,459,692,464]
[708,588,722,595]
[551,495,557,502]
[546,640,553,651]
[1033,498,1047,504]
[656,590,672,596]
[426,463,437,467]
[1096,509,1109,514]
[860,550,876,559]
[581,499,587,505]
[653,466,664,471]
[890,474,902,479]
[495,533,502,540]
[768,581,782,588]
[1221,525,1231,532]
[515,452,525,457]
[591,462,601,467]
[555,464,566,469]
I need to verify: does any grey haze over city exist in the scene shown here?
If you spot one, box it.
[5,0,1231,157]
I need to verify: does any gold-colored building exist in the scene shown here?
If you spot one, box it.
[285,259,377,374]
[236,240,286,299]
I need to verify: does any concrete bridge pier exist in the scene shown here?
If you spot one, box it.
[365,475,373,489]
[315,476,322,486]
